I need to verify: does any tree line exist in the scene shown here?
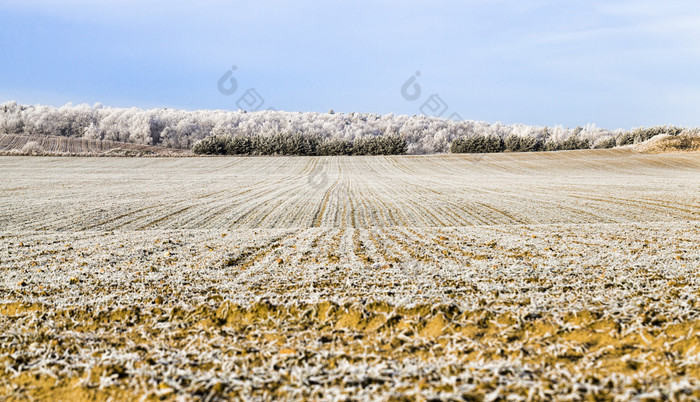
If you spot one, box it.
[450,126,697,153]
[192,134,407,156]
[1,101,697,155]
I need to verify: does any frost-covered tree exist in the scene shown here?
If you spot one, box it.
[0,101,23,134]
[83,122,101,140]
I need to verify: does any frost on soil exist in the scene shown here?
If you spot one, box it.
[1,150,699,400]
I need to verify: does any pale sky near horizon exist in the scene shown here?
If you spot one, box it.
[1,0,699,129]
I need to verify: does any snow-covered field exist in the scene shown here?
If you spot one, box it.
[1,150,699,400]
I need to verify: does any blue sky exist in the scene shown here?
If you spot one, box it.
[1,0,699,129]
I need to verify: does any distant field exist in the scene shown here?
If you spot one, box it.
[1,150,699,400]
[0,133,190,156]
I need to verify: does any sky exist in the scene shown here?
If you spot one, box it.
[1,0,699,129]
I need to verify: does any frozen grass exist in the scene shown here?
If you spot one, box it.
[636,134,700,154]
[1,150,699,400]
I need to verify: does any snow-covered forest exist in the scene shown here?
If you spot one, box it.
[0,101,693,154]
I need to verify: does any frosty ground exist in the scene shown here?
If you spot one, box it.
[1,149,699,400]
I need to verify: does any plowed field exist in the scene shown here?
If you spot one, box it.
[1,150,699,400]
